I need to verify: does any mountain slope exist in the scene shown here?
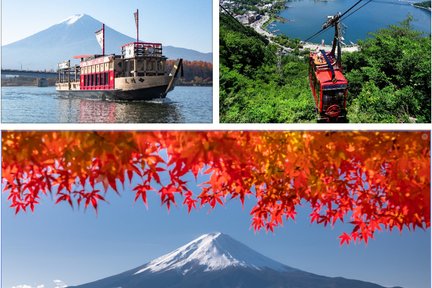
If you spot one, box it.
[69,233,399,288]
[2,14,212,70]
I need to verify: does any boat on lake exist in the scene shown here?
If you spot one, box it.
[56,10,183,100]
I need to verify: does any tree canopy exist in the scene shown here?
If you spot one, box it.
[220,12,431,123]
[344,17,431,123]
[2,131,430,245]
[220,13,315,123]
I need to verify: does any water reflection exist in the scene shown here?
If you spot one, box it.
[1,86,211,123]
[57,96,183,123]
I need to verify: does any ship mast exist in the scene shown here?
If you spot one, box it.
[134,9,139,43]
[102,23,105,55]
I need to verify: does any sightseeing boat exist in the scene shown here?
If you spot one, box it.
[56,10,183,100]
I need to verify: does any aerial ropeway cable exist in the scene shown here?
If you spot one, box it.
[304,0,369,42]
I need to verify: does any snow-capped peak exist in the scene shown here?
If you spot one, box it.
[61,14,85,25]
[134,232,290,275]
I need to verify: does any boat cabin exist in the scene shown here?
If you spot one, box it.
[119,42,167,77]
[56,41,168,91]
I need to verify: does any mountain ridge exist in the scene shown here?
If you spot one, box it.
[2,14,212,70]
[68,232,401,288]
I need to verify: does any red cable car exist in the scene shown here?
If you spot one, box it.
[309,13,348,123]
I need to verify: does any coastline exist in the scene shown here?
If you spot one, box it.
[412,3,432,11]
[251,8,359,52]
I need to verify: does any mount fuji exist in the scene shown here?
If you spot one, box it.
[68,232,401,288]
[2,14,212,70]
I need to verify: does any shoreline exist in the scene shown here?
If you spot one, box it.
[250,11,359,52]
[412,3,432,11]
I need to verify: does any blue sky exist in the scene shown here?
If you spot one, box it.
[1,0,212,52]
[2,170,430,288]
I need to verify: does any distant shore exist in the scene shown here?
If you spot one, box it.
[251,11,359,53]
[412,3,432,11]
[1,78,212,87]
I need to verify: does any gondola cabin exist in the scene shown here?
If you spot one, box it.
[309,50,348,122]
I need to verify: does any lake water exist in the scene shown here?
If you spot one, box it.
[270,0,431,44]
[1,86,212,123]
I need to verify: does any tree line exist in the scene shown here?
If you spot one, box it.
[167,60,212,86]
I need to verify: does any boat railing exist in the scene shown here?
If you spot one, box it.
[121,42,163,58]
[57,62,80,83]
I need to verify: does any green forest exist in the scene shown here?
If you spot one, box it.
[219,13,431,123]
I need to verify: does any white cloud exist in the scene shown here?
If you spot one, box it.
[53,280,67,288]
[12,280,65,288]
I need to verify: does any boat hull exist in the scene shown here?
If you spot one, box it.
[56,75,175,101]
[57,86,169,101]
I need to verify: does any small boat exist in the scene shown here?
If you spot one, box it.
[56,10,183,100]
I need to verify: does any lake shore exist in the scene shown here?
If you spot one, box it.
[412,3,432,11]
[250,10,359,52]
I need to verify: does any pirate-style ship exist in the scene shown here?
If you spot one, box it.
[56,10,183,100]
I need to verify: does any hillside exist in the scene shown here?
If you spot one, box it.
[220,13,315,123]
[219,13,431,123]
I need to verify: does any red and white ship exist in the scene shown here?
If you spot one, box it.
[56,10,183,100]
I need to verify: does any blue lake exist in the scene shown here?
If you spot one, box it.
[270,0,431,44]
[1,86,213,123]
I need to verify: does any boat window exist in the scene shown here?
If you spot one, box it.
[147,60,153,71]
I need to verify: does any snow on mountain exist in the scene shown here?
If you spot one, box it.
[135,232,290,275]
[61,14,85,25]
[2,13,212,70]
[69,233,397,288]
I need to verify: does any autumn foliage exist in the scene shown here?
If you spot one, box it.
[2,131,430,244]
[166,60,212,85]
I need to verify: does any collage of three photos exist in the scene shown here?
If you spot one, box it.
[1,0,431,288]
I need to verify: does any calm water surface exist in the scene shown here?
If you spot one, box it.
[271,0,431,43]
[1,86,212,123]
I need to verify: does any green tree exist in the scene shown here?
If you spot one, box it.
[344,17,431,122]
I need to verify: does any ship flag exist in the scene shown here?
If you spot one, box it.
[95,24,105,55]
